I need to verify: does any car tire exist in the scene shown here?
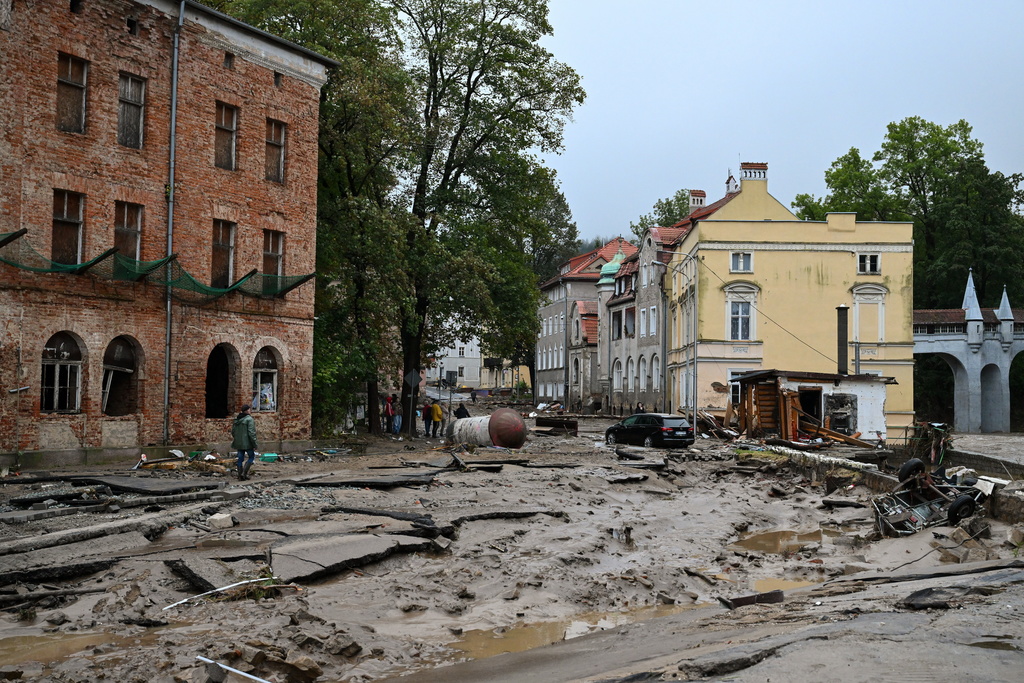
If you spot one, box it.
[606,433,617,445]
[643,436,654,448]
[947,494,976,525]
[898,458,926,485]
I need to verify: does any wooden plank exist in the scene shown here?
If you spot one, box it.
[799,421,877,448]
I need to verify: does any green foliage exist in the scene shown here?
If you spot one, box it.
[799,117,1024,425]
[629,188,691,241]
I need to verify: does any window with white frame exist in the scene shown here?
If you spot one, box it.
[731,252,752,273]
[649,306,657,336]
[728,369,746,407]
[626,357,634,391]
[41,332,82,413]
[252,347,279,411]
[613,360,622,391]
[640,309,647,337]
[725,283,759,341]
[652,355,661,390]
[858,253,881,274]
[639,356,647,390]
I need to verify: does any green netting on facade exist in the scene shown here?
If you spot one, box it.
[0,230,114,274]
[146,260,257,304]
[238,272,316,298]
[89,253,178,281]
[0,230,315,301]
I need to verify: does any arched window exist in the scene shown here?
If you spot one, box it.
[724,282,760,341]
[626,357,635,392]
[613,360,622,391]
[559,344,564,367]
[652,355,661,390]
[252,346,280,412]
[639,356,648,391]
[574,319,580,342]
[41,332,82,413]
[102,336,139,416]
[205,343,238,418]
[572,358,580,384]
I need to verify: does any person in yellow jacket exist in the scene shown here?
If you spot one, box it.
[430,401,443,438]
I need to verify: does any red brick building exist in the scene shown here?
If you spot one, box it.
[0,0,334,462]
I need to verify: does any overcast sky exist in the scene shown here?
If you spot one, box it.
[540,0,1024,242]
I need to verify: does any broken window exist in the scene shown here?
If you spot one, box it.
[114,201,142,259]
[624,307,636,337]
[572,358,579,384]
[117,73,145,148]
[102,336,137,416]
[731,252,752,273]
[205,344,234,418]
[265,119,286,182]
[215,101,237,170]
[252,347,278,412]
[858,253,880,274]
[57,53,87,133]
[41,332,82,413]
[211,220,235,288]
[611,310,622,340]
[52,189,84,264]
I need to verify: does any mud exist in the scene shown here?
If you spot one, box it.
[0,412,1020,682]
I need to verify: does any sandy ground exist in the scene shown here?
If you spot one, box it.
[0,409,1021,682]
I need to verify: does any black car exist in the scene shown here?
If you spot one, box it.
[605,413,695,448]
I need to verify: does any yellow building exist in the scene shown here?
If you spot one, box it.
[664,163,914,440]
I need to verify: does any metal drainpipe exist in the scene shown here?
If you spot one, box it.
[661,269,668,412]
[163,1,185,445]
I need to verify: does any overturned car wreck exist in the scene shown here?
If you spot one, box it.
[873,458,990,537]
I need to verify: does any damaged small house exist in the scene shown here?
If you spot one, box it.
[734,368,894,445]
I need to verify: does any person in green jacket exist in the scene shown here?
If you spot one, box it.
[231,403,258,480]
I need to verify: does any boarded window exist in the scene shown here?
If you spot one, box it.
[114,201,142,259]
[57,53,87,133]
[41,332,82,413]
[265,119,285,182]
[211,220,235,288]
[262,229,283,276]
[117,74,145,148]
[52,189,83,264]
[215,101,237,170]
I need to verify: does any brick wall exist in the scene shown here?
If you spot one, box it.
[0,0,326,454]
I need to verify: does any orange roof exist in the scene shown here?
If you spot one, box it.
[540,237,637,289]
[580,313,599,343]
[666,190,740,246]
[576,300,599,315]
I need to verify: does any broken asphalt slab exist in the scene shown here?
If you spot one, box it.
[66,475,224,495]
[293,471,441,489]
[270,533,434,583]
[0,530,152,586]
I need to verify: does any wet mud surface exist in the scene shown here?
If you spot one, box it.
[1,414,1023,681]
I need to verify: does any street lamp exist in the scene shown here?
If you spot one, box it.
[653,251,699,429]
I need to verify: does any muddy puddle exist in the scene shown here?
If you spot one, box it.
[0,632,127,666]
[731,526,852,555]
[448,603,703,660]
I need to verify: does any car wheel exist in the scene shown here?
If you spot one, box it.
[606,433,617,445]
[898,458,926,485]
[643,436,654,448]
[947,494,976,525]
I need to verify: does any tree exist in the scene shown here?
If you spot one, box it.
[389,0,585,416]
[221,0,414,435]
[629,188,690,241]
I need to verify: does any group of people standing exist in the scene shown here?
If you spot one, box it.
[382,394,404,434]
[382,394,473,438]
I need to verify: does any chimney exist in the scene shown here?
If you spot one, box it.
[689,189,706,210]
[836,305,849,375]
[740,162,768,182]
[725,172,739,194]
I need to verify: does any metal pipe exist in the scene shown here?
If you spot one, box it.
[163,1,185,445]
